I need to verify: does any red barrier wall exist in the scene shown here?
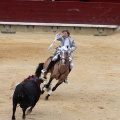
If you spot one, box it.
[22,0,120,2]
[0,1,120,25]
[89,0,120,3]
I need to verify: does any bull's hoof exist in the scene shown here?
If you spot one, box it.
[22,116,26,120]
[12,116,15,120]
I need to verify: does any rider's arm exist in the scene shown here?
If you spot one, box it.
[56,33,63,41]
[70,39,77,52]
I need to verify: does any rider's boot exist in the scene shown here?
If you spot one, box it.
[64,69,71,84]
[41,61,54,73]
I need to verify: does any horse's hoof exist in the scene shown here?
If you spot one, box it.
[45,94,50,101]
[45,97,48,101]
[45,96,49,101]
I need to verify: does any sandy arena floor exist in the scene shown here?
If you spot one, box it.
[0,31,120,120]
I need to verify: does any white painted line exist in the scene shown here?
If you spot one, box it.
[0,22,118,28]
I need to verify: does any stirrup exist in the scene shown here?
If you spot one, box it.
[64,78,68,84]
[41,68,47,73]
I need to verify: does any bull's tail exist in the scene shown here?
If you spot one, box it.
[35,63,44,78]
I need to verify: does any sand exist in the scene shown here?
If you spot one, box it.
[0,31,120,120]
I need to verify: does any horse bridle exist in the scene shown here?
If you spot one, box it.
[60,50,67,65]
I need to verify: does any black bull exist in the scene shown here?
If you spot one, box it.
[12,75,43,120]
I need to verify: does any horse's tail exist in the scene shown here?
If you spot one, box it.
[35,63,44,78]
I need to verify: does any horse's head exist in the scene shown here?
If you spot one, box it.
[59,46,69,65]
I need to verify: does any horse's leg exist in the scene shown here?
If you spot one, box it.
[12,102,17,120]
[42,76,47,87]
[46,81,52,92]
[45,81,62,100]
[46,78,53,89]
[41,73,48,94]
[41,75,51,94]
[42,76,53,95]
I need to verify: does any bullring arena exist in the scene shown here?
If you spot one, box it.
[1,0,120,120]
[0,29,120,120]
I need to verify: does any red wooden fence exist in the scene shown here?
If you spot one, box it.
[0,1,120,25]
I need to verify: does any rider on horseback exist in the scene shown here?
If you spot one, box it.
[41,30,77,84]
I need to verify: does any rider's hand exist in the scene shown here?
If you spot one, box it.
[68,49,71,54]
[68,48,71,51]
[56,33,61,36]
